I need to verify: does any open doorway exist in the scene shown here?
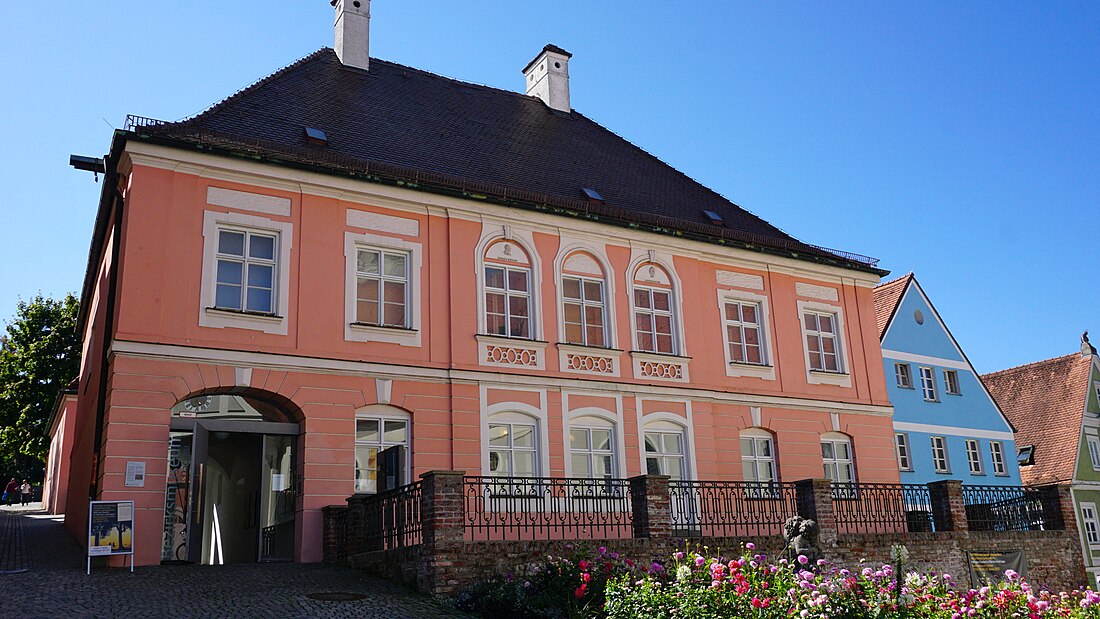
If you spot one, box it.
[162,394,298,564]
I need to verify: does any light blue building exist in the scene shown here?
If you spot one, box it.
[874,274,1021,486]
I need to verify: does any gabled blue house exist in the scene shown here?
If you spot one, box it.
[874,274,1021,486]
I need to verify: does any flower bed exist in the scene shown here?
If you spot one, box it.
[455,543,1100,619]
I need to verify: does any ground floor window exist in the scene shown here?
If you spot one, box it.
[354,416,410,494]
[644,428,687,480]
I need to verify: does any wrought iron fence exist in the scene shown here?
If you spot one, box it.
[669,480,798,537]
[363,481,423,550]
[961,485,1060,532]
[464,476,633,541]
[831,483,936,534]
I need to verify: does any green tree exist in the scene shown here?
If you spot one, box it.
[0,294,80,480]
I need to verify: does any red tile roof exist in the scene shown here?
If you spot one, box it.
[981,354,1095,485]
[872,273,914,340]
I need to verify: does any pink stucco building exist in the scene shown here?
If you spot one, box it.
[62,2,895,566]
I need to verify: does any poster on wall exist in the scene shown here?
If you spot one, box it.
[87,500,135,574]
[967,550,1027,586]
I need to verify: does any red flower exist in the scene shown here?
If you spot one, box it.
[574,584,587,599]
[582,572,592,583]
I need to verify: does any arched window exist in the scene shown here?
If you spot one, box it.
[561,252,608,347]
[487,413,539,478]
[354,405,411,494]
[644,420,688,480]
[740,428,777,484]
[569,416,616,480]
[632,263,677,354]
[821,433,856,486]
[484,240,534,339]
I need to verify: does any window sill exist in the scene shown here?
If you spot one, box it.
[629,350,692,361]
[557,342,623,354]
[630,351,691,382]
[557,344,621,376]
[477,335,547,370]
[727,360,776,381]
[807,368,851,387]
[477,334,549,346]
[206,307,283,322]
[349,322,417,334]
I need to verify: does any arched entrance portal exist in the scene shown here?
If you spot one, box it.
[163,394,299,564]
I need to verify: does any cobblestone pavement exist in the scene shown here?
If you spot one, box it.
[1,504,472,619]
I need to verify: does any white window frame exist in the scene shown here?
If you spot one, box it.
[740,429,777,484]
[199,211,293,335]
[920,366,939,402]
[487,420,539,478]
[965,439,984,475]
[895,433,913,471]
[484,264,534,339]
[821,434,856,485]
[344,232,423,346]
[353,248,409,327]
[475,232,542,341]
[353,405,412,495]
[568,422,617,481]
[632,284,678,355]
[989,441,1008,476]
[894,363,913,389]
[931,436,950,473]
[481,402,550,482]
[1082,502,1100,547]
[1088,435,1100,471]
[561,274,608,347]
[944,370,962,395]
[562,406,626,481]
[718,290,774,379]
[796,300,850,387]
[639,414,694,482]
[724,301,767,365]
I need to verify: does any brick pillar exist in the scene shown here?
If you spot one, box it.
[345,494,369,556]
[629,474,671,539]
[928,480,967,532]
[1036,483,1077,532]
[321,505,348,564]
[795,479,837,545]
[418,470,466,595]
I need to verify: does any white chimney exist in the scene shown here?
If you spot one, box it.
[333,0,370,70]
[523,45,572,112]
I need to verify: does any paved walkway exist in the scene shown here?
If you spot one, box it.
[0,504,470,619]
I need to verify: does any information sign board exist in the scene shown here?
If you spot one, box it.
[87,500,135,574]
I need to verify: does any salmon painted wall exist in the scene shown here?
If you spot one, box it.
[72,144,896,565]
[44,395,78,515]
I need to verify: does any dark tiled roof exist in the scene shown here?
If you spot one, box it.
[982,353,1094,485]
[872,272,913,340]
[135,49,879,271]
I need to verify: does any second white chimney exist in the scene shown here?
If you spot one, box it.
[334,0,370,70]
[523,45,572,112]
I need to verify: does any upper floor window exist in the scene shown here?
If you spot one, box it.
[1083,503,1100,546]
[931,436,950,473]
[1088,435,1100,471]
[740,429,777,484]
[562,275,607,347]
[895,433,912,471]
[919,366,938,401]
[215,229,277,314]
[355,248,408,327]
[944,370,961,395]
[989,441,1007,476]
[821,434,855,485]
[965,439,984,475]
[803,311,842,372]
[354,410,410,494]
[632,263,678,355]
[724,301,766,365]
[483,240,534,339]
[894,363,913,389]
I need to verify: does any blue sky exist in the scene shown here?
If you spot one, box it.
[2,2,1097,373]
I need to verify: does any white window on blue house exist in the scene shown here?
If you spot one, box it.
[895,433,912,471]
[944,370,961,395]
[931,436,950,473]
[965,439,984,475]
[920,367,938,402]
[894,363,913,389]
[989,441,1008,476]
[1087,435,1100,471]
[1082,503,1100,546]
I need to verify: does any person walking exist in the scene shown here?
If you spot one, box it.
[3,479,16,506]
[19,480,31,506]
